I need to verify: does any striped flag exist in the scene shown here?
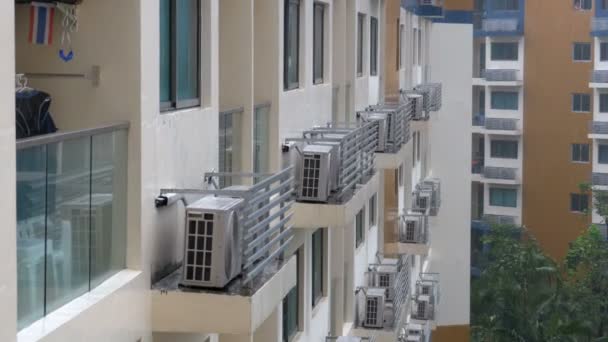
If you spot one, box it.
[28,2,55,45]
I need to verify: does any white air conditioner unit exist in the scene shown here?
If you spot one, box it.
[296,144,336,202]
[400,213,426,244]
[398,323,426,342]
[364,113,388,152]
[407,94,425,120]
[413,295,435,320]
[361,288,387,328]
[180,196,244,288]
[369,263,399,301]
[62,194,114,284]
[412,190,431,215]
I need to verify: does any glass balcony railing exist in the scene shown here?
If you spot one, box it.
[592,17,608,36]
[16,122,129,330]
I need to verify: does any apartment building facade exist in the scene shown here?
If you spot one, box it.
[464,0,608,263]
[1,1,470,342]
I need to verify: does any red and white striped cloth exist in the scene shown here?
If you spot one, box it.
[28,2,55,45]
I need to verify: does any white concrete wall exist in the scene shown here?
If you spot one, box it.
[0,1,16,341]
[594,37,608,71]
[428,22,472,328]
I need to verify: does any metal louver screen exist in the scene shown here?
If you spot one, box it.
[365,296,379,326]
[302,154,321,198]
[185,213,214,282]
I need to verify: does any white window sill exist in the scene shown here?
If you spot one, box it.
[18,270,142,342]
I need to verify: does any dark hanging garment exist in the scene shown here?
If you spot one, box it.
[16,89,58,139]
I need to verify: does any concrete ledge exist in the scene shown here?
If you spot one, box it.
[376,146,408,170]
[385,242,430,256]
[292,173,380,229]
[151,256,297,334]
[589,82,608,89]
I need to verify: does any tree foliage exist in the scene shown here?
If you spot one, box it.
[471,225,608,342]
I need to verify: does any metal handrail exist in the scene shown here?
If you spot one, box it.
[17,121,130,150]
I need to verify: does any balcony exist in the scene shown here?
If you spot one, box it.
[593,172,608,187]
[152,169,297,335]
[592,17,608,36]
[482,69,521,85]
[485,118,519,133]
[472,157,484,174]
[402,0,444,18]
[16,122,129,330]
[590,70,608,88]
[483,166,518,181]
[589,121,608,137]
[352,255,412,335]
[476,17,523,37]
[472,113,486,127]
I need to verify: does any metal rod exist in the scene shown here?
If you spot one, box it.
[17,121,129,150]
[242,235,294,284]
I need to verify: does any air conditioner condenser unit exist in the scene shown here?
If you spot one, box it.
[360,288,388,328]
[296,144,337,203]
[181,196,245,289]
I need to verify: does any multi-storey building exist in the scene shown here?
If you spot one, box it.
[466,0,608,263]
[0,1,470,342]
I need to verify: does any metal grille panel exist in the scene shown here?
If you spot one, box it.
[301,154,321,198]
[184,214,214,282]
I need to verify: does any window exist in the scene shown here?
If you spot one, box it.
[282,285,298,341]
[602,0,608,10]
[311,229,324,307]
[599,145,608,164]
[219,110,242,187]
[357,13,365,76]
[370,17,378,76]
[570,193,589,213]
[574,0,592,10]
[397,20,403,69]
[493,0,519,10]
[491,140,518,159]
[313,3,324,84]
[571,143,590,163]
[355,209,365,248]
[398,164,404,186]
[491,42,518,61]
[284,0,300,90]
[416,132,421,161]
[600,94,608,113]
[254,104,270,174]
[369,194,377,227]
[573,43,591,61]
[160,0,201,111]
[491,91,519,110]
[489,188,517,208]
[602,43,608,61]
[572,93,591,112]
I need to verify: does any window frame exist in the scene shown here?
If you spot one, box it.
[574,0,593,10]
[570,193,589,213]
[490,140,518,159]
[491,91,519,110]
[571,143,590,163]
[311,229,324,308]
[160,0,202,112]
[489,187,518,208]
[599,144,608,164]
[355,209,365,248]
[313,2,325,85]
[369,194,377,228]
[572,42,592,62]
[490,42,518,61]
[370,16,378,76]
[600,93,608,113]
[572,93,591,113]
[284,0,301,91]
[357,13,365,77]
[601,42,608,61]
